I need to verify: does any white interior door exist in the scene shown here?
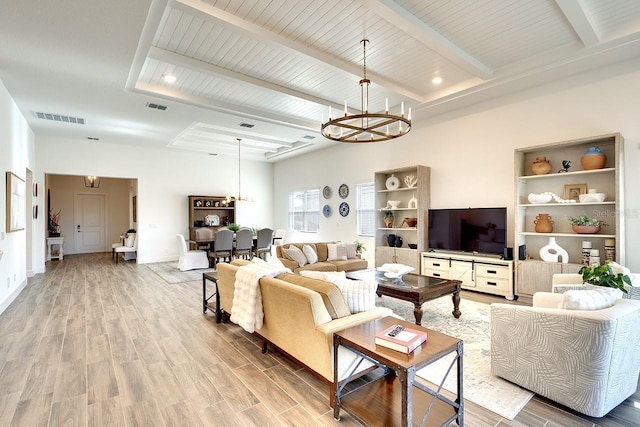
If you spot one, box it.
[75,193,106,253]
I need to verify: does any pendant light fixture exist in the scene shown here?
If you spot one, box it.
[321,39,411,143]
[84,175,101,188]
[224,138,252,205]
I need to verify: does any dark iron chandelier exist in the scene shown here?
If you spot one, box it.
[321,39,411,143]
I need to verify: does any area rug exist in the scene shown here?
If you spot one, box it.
[146,262,215,284]
[376,295,534,420]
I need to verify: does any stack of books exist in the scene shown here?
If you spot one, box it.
[375,324,427,354]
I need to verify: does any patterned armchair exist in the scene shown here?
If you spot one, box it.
[491,293,640,417]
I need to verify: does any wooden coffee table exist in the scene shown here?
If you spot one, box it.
[346,269,462,325]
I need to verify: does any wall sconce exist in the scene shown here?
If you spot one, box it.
[84,176,101,188]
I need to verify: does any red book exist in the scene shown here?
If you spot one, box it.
[375,324,427,354]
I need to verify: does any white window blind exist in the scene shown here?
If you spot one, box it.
[289,189,320,232]
[356,182,375,236]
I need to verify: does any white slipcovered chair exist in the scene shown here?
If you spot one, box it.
[491,292,640,417]
[176,234,209,271]
[114,232,137,264]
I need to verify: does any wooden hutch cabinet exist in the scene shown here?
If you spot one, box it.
[188,195,235,240]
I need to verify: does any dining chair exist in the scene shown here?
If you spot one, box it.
[176,234,209,271]
[234,228,253,260]
[254,228,274,260]
[210,228,233,267]
[111,230,128,259]
[272,229,286,246]
[195,227,214,251]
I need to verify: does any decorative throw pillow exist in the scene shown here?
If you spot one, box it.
[330,277,377,313]
[302,244,318,264]
[559,286,622,310]
[125,233,136,247]
[327,243,347,261]
[345,243,358,259]
[283,245,307,267]
[281,273,351,318]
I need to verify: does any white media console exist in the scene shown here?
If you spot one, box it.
[421,251,514,300]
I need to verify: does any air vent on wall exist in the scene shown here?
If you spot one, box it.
[34,112,85,124]
[146,102,167,110]
[303,135,316,139]
[239,122,255,128]
[86,136,100,141]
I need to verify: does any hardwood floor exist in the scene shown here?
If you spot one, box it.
[0,253,638,426]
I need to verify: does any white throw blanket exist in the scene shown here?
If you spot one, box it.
[230,263,291,333]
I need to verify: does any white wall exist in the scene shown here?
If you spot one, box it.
[274,58,640,271]
[36,138,274,263]
[0,80,37,313]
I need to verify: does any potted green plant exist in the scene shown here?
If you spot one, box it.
[354,240,366,257]
[227,223,240,232]
[579,261,631,293]
[567,214,608,234]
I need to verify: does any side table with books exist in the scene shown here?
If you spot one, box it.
[333,316,463,427]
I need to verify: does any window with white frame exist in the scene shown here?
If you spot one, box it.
[356,182,375,236]
[289,189,320,232]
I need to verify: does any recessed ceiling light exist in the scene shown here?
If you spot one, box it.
[162,73,177,83]
[432,76,443,85]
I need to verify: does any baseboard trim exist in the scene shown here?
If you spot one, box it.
[0,278,28,315]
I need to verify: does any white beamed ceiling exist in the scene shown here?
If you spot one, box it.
[3,0,640,161]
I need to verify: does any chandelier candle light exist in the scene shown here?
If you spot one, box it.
[321,39,411,143]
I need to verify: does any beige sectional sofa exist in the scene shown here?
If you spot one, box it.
[216,261,392,404]
[275,242,367,273]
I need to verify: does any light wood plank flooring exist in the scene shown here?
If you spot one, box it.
[0,253,638,426]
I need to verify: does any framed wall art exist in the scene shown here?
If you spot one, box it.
[563,183,587,202]
[6,171,26,232]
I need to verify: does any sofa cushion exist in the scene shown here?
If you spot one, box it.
[327,243,347,261]
[277,273,351,319]
[327,259,368,272]
[283,245,307,267]
[303,244,318,264]
[560,286,622,310]
[294,262,337,273]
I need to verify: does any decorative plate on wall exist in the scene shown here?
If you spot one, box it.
[323,204,332,218]
[323,186,332,199]
[338,184,349,199]
[339,202,350,217]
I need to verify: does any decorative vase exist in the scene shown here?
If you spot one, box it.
[394,236,403,248]
[534,213,553,233]
[580,146,606,170]
[385,174,400,190]
[387,234,396,247]
[539,237,569,263]
[384,217,393,228]
[408,194,417,209]
[531,157,552,175]
[572,225,600,234]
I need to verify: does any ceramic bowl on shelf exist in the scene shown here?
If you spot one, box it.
[387,200,401,209]
[572,225,601,234]
[527,193,553,204]
[578,193,606,203]
[407,243,418,249]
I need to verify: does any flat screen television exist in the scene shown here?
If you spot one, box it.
[428,207,507,256]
